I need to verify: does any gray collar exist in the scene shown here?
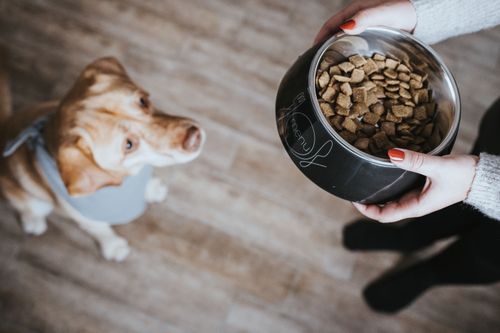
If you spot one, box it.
[3,115,153,225]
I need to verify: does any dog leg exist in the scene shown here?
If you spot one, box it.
[72,217,130,261]
[2,185,53,235]
[20,201,52,235]
[144,177,168,203]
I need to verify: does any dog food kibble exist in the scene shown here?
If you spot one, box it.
[316,52,438,158]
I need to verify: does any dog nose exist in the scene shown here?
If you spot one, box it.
[183,125,202,152]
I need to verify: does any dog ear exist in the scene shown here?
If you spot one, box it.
[57,139,123,197]
[84,57,127,77]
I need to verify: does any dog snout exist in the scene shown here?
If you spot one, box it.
[183,125,203,152]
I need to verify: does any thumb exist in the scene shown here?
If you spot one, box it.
[387,148,441,177]
[340,2,417,35]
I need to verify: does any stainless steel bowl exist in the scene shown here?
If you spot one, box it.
[276,27,461,204]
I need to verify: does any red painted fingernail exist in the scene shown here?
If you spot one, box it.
[388,148,405,161]
[340,19,356,30]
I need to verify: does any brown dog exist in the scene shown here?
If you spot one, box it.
[0,57,205,261]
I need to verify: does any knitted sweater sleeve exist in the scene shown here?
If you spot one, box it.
[409,0,500,44]
[464,153,500,221]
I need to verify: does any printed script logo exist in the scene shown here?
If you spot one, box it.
[278,92,333,168]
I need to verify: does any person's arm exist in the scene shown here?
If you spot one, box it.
[464,153,500,221]
[315,0,500,45]
[411,0,500,44]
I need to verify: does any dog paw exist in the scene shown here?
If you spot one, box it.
[145,178,168,203]
[100,236,131,262]
[21,217,47,236]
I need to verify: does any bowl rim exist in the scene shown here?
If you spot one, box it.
[308,26,461,168]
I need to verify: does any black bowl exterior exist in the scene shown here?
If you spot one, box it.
[276,45,456,204]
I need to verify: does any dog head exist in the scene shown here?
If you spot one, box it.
[55,57,205,196]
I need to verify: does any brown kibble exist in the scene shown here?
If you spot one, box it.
[334,75,351,82]
[381,122,396,136]
[385,85,399,92]
[351,102,369,117]
[322,86,337,102]
[375,60,386,70]
[363,58,378,75]
[383,68,398,79]
[392,104,414,118]
[320,102,335,117]
[414,105,427,120]
[371,74,385,80]
[398,72,411,82]
[350,68,365,83]
[363,112,380,125]
[339,61,355,73]
[385,91,400,99]
[339,130,357,143]
[410,73,423,82]
[336,92,352,109]
[330,115,344,131]
[318,71,330,88]
[361,124,377,136]
[342,117,358,133]
[396,64,410,73]
[386,79,400,85]
[393,137,410,148]
[385,58,400,69]
[340,82,352,96]
[366,91,379,106]
[397,123,411,132]
[336,107,350,116]
[352,87,367,103]
[400,81,410,90]
[371,103,385,116]
[372,131,390,149]
[362,81,377,91]
[354,137,370,150]
[409,79,423,89]
[349,54,367,67]
[316,52,437,157]
[413,89,429,104]
[384,112,401,124]
[329,65,341,75]
[373,86,386,99]
[399,88,412,99]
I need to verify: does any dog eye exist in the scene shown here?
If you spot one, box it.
[124,137,139,153]
[139,97,149,109]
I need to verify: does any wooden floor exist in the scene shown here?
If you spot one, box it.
[1,1,500,332]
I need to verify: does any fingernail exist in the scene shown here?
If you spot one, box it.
[388,148,405,162]
[340,19,356,30]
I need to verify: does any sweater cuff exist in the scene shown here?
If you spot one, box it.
[464,153,500,221]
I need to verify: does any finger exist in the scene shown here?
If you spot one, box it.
[358,188,422,222]
[314,3,363,44]
[362,179,452,223]
[387,148,443,177]
[341,2,418,35]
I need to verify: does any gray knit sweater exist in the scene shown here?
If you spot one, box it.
[410,0,500,220]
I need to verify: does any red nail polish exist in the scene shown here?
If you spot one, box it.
[388,149,405,161]
[340,19,356,30]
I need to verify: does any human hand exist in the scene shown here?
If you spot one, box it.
[314,0,417,44]
[353,149,479,223]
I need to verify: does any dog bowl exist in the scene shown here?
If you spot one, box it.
[276,27,460,204]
